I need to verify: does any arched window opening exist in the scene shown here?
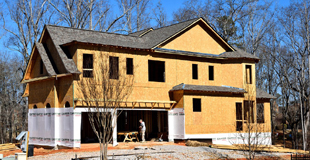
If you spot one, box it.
[33,105,37,109]
[46,103,51,108]
[65,101,70,108]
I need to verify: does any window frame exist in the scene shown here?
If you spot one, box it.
[83,54,93,78]
[245,65,252,84]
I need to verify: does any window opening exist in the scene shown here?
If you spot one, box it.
[244,101,254,123]
[46,103,51,108]
[192,64,198,79]
[65,101,70,108]
[83,54,93,77]
[236,102,243,131]
[209,66,214,80]
[257,103,264,123]
[246,65,252,84]
[148,60,165,82]
[40,59,43,74]
[109,56,119,79]
[126,58,133,75]
[193,98,201,112]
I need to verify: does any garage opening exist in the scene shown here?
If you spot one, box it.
[117,110,168,142]
[81,112,112,143]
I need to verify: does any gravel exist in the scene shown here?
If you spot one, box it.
[28,145,291,160]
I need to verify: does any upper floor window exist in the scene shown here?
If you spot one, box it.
[209,66,214,80]
[193,98,201,112]
[40,59,43,75]
[257,103,264,123]
[109,56,119,79]
[126,58,133,75]
[148,60,165,82]
[245,65,252,84]
[83,54,93,77]
[192,64,198,79]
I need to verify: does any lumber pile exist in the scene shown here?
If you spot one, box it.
[186,140,211,147]
[0,143,18,151]
[211,144,309,154]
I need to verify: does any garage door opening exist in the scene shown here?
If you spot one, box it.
[117,110,168,142]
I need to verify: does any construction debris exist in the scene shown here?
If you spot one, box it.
[185,140,211,147]
[0,143,18,151]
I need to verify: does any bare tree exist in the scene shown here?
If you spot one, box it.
[233,84,270,160]
[77,52,134,160]
[152,0,169,28]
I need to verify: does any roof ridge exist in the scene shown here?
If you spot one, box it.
[45,25,140,38]
[148,17,200,32]
[129,28,153,35]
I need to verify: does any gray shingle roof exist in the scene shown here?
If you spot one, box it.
[35,43,57,76]
[170,83,246,94]
[220,48,259,60]
[256,88,276,99]
[128,28,153,37]
[41,17,258,76]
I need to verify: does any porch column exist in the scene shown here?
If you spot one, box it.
[112,109,118,146]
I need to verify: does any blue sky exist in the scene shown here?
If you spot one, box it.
[0,0,292,61]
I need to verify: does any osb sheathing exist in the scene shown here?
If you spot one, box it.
[73,45,248,102]
[56,76,74,108]
[161,23,227,55]
[29,51,48,79]
[28,79,55,109]
[183,94,271,134]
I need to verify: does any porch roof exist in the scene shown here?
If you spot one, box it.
[170,83,246,94]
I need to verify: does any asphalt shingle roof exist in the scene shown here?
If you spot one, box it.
[256,88,277,99]
[219,48,259,60]
[35,42,57,76]
[170,83,246,94]
[42,17,258,75]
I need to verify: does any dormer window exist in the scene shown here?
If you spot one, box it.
[83,54,93,77]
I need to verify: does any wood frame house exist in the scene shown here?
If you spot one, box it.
[22,18,275,148]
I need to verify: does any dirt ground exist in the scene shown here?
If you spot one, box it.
[0,141,185,157]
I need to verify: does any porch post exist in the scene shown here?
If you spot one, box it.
[112,109,118,146]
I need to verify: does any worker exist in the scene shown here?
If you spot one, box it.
[139,119,146,142]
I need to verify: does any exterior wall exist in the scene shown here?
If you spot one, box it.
[161,23,227,55]
[30,52,48,78]
[28,79,55,109]
[183,94,272,135]
[184,94,244,134]
[28,76,73,109]
[73,46,250,101]
[57,76,74,108]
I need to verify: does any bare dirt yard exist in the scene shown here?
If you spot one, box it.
[1,142,295,160]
